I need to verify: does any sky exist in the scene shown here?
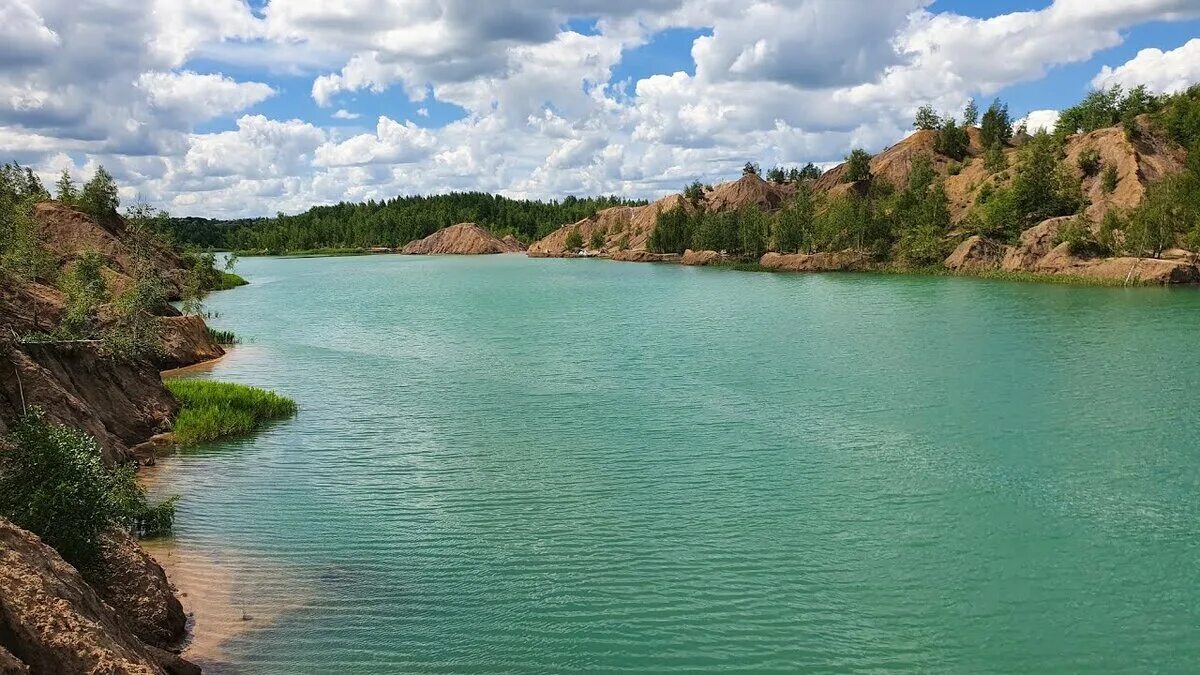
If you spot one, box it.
[2,0,1199,218]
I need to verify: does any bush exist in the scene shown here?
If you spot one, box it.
[165,380,297,445]
[206,327,239,345]
[1055,214,1105,257]
[0,411,177,575]
[79,166,120,224]
[1101,165,1119,194]
[946,161,962,176]
[588,229,606,251]
[1077,147,1102,176]
[984,143,1008,174]
[980,99,1013,149]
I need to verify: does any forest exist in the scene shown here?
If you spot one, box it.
[162,193,646,253]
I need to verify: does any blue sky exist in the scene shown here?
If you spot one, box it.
[2,0,1198,217]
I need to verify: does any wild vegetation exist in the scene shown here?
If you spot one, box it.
[165,379,297,445]
[163,193,647,253]
[0,410,177,576]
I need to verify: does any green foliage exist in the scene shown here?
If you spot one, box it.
[55,169,77,204]
[843,149,872,183]
[59,250,109,338]
[984,142,1008,174]
[163,193,645,252]
[773,186,815,253]
[1101,165,1119,194]
[564,227,584,251]
[1125,170,1200,257]
[79,166,120,224]
[1055,85,1162,137]
[963,98,979,127]
[683,181,706,206]
[165,380,297,445]
[742,162,760,176]
[737,204,770,259]
[1154,84,1200,150]
[0,162,48,202]
[980,99,1013,149]
[1055,213,1106,257]
[588,228,606,251]
[1098,210,1125,254]
[766,166,786,183]
[206,327,239,345]
[969,132,1083,241]
[648,206,692,254]
[946,161,963,176]
[0,411,177,576]
[913,105,942,131]
[1077,146,1102,176]
[691,210,738,253]
[798,163,822,180]
[889,154,952,265]
[0,195,55,281]
[935,118,970,160]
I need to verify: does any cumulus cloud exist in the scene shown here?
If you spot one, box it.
[1093,39,1200,94]
[1018,109,1062,134]
[4,0,1200,218]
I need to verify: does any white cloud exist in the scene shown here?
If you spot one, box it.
[1018,109,1061,134]
[1093,38,1200,94]
[4,0,1200,218]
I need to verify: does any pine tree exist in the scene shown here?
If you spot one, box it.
[55,169,77,204]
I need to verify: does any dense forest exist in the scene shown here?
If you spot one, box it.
[163,193,646,253]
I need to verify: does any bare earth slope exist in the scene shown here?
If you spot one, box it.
[401,223,524,255]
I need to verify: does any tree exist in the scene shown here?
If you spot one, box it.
[963,98,979,126]
[742,162,760,176]
[691,211,737,253]
[55,169,77,204]
[648,206,692,254]
[984,142,1008,174]
[737,204,770,259]
[683,180,706,206]
[773,185,815,253]
[564,227,583,251]
[588,229,606,251]
[935,117,970,160]
[843,149,872,183]
[1101,165,1119,194]
[798,162,822,180]
[80,166,120,222]
[1077,147,1101,176]
[980,99,1013,149]
[913,105,942,131]
[971,131,1083,241]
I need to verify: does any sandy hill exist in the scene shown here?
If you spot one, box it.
[401,222,525,255]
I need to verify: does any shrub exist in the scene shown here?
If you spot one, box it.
[0,411,177,575]
[963,98,979,127]
[1055,214,1105,257]
[946,161,962,176]
[984,143,1008,174]
[773,186,815,253]
[165,380,297,445]
[1101,165,1119,194]
[206,327,239,345]
[648,206,692,254]
[79,166,120,224]
[683,181,706,206]
[1077,147,1102,176]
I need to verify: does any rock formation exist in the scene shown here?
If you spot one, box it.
[759,251,871,273]
[0,519,199,675]
[401,223,524,255]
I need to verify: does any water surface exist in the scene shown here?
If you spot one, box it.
[156,254,1200,673]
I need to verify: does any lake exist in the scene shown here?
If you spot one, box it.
[153,253,1200,673]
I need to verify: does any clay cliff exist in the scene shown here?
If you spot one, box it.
[401,223,525,255]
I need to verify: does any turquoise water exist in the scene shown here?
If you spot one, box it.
[159,254,1200,673]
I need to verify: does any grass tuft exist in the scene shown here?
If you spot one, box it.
[165,380,296,445]
[215,271,249,290]
[205,327,239,345]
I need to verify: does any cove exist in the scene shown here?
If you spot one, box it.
[152,253,1200,673]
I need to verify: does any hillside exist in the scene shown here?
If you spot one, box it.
[528,87,1200,285]
[401,222,526,255]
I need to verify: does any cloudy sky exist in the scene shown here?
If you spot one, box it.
[3,0,1199,218]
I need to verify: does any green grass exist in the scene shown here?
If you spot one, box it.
[205,327,239,345]
[214,271,249,290]
[165,380,296,445]
[875,264,1157,287]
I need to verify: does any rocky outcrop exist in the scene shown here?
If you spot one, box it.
[92,531,188,649]
[401,223,522,255]
[1001,217,1073,272]
[704,173,789,213]
[759,250,871,272]
[1033,243,1200,284]
[32,202,187,300]
[500,235,526,252]
[681,250,725,266]
[0,519,198,675]
[158,315,225,371]
[1064,118,1187,221]
[610,250,680,263]
[945,236,1009,272]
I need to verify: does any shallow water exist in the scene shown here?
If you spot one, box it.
[153,254,1200,673]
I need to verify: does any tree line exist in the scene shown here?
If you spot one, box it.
[162,193,648,253]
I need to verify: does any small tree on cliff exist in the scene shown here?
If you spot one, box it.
[55,169,77,204]
[963,98,979,127]
[843,149,873,183]
[564,227,584,251]
[913,105,942,131]
[80,166,120,223]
